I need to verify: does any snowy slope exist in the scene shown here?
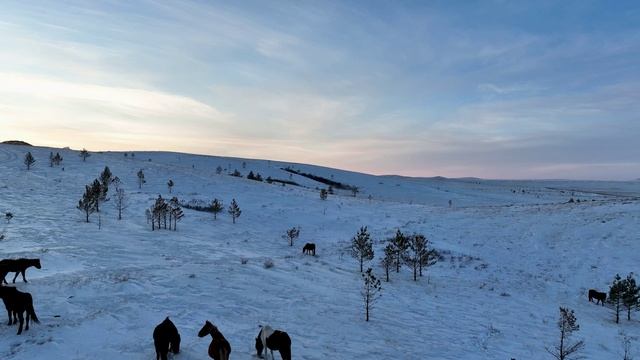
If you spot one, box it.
[0,144,639,359]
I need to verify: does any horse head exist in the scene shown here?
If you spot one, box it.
[198,320,215,338]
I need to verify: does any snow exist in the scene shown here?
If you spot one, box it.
[0,143,639,359]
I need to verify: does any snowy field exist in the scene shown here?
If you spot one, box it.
[0,143,639,359]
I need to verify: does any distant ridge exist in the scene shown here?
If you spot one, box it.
[1,140,32,146]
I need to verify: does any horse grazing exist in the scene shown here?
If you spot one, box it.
[302,243,316,256]
[0,258,42,284]
[256,325,291,360]
[153,317,181,360]
[198,320,231,360]
[588,289,606,305]
[0,286,39,334]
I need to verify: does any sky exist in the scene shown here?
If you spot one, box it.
[1,1,639,180]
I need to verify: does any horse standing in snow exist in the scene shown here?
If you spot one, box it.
[302,243,316,256]
[588,289,606,305]
[153,317,181,360]
[0,258,42,284]
[255,325,291,360]
[0,286,39,335]
[198,320,231,360]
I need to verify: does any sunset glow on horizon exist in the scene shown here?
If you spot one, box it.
[1,1,639,179]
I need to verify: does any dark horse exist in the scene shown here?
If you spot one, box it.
[588,289,606,305]
[256,325,291,360]
[0,286,40,334]
[153,317,181,360]
[302,243,316,256]
[0,258,42,284]
[198,320,231,360]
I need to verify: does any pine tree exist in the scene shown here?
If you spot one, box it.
[283,227,300,246]
[137,170,145,189]
[114,188,128,220]
[361,268,382,322]
[351,226,374,272]
[390,230,408,273]
[403,234,438,281]
[546,307,584,360]
[79,148,90,161]
[610,274,625,324]
[211,199,224,220]
[150,195,168,231]
[53,152,63,166]
[78,185,97,222]
[167,179,174,193]
[623,273,639,321]
[380,243,394,282]
[351,186,359,197]
[24,152,35,170]
[99,166,112,200]
[90,179,103,212]
[215,166,223,175]
[320,189,328,200]
[168,197,184,231]
[228,198,241,224]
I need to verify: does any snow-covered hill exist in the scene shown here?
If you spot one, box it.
[0,144,639,359]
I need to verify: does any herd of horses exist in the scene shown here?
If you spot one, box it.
[154,317,291,360]
[0,258,41,335]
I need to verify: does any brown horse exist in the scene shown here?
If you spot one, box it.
[0,286,39,334]
[0,258,42,284]
[588,289,606,305]
[198,320,231,360]
[153,317,181,360]
[302,243,316,256]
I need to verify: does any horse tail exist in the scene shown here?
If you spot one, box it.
[27,299,39,324]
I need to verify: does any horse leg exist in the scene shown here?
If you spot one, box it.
[16,312,24,335]
[6,309,12,325]
[12,271,19,283]
[21,270,27,283]
[25,310,30,331]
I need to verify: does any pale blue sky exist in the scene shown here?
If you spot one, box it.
[1,1,639,179]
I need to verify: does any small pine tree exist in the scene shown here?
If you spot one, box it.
[351,186,359,197]
[114,188,128,220]
[380,243,394,282]
[546,307,584,360]
[211,199,224,220]
[137,170,145,189]
[611,274,626,324]
[283,227,301,247]
[361,268,382,322]
[228,198,241,224]
[167,179,174,193]
[320,189,328,200]
[99,166,112,200]
[623,273,640,321]
[351,226,374,272]
[24,152,35,170]
[216,166,223,175]
[53,152,63,166]
[49,152,54,167]
[90,179,103,212]
[168,197,184,231]
[78,185,97,222]
[230,169,242,177]
[390,230,408,273]
[79,148,90,161]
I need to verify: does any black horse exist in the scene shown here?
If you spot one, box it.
[153,317,181,360]
[0,258,42,284]
[588,289,606,305]
[0,286,39,334]
[302,243,316,256]
[256,325,291,360]
[198,320,231,360]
